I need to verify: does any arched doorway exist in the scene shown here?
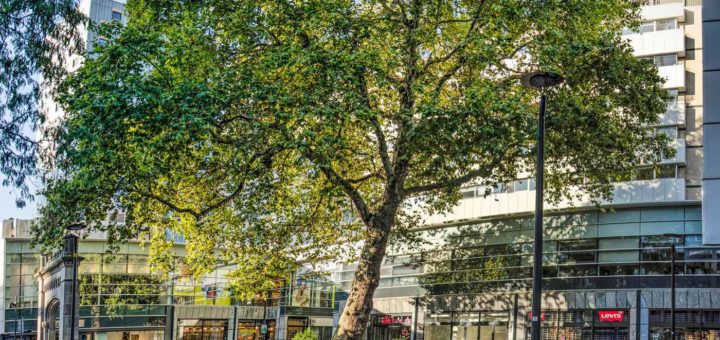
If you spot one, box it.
[45,299,60,340]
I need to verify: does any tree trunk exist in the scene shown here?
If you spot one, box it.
[334,215,393,340]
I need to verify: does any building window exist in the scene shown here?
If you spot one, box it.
[511,178,536,192]
[639,21,655,33]
[461,188,475,199]
[643,54,678,67]
[111,10,122,21]
[656,19,677,31]
[656,164,677,179]
[628,19,677,35]
[655,54,678,67]
[656,126,677,138]
[635,165,678,181]
[557,239,597,265]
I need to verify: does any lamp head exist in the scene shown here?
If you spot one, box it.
[65,223,86,232]
[521,71,564,90]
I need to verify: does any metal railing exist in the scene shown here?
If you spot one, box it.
[646,0,701,5]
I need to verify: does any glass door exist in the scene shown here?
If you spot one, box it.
[480,312,508,340]
[286,317,307,340]
[425,313,452,340]
[453,312,479,340]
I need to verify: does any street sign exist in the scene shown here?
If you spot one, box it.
[261,324,268,334]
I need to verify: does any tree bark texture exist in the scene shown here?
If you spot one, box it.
[334,215,394,340]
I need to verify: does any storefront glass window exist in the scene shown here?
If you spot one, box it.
[177,319,227,340]
[453,312,479,340]
[237,321,261,340]
[425,313,452,340]
[286,318,307,340]
[480,312,508,340]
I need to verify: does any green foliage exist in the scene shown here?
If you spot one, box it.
[0,0,85,205]
[36,0,671,312]
[292,328,318,340]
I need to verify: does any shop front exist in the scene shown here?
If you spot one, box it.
[649,310,720,340]
[424,311,509,340]
[369,314,413,340]
[236,320,263,340]
[176,319,228,340]
[528,310,628,340]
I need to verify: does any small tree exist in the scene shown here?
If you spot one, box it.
[37,1,671,339]
[292,328,319,340]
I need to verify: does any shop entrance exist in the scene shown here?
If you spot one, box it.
[176,319,228,340]
[369,314,413,340]
[424,310,509,340]
[649,309,720,340]
[526,310,629,340]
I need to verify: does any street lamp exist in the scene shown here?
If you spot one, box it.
[521,71,564,340]
[663,233,682,340]
[65,223,86,340]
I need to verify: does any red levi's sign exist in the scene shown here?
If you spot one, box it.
[598,310,625,322]
[527,312,546,321]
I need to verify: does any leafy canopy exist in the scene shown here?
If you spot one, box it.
[0,0,85,205]
[37,0,671,298]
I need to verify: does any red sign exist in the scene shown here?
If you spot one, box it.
[527,312,546,321]
[380,315,412,326]
[598,310,624,322]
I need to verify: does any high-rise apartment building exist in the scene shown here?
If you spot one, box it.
[38,0,127,171]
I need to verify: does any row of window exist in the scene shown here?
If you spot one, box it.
[622,18,678,35]
[432,235,695,259]
[642,54,679,67]
[461,164,680,200]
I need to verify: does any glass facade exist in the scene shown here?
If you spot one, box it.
[177,320,228,340]
[3,243,40,335]
[424,312,509,340]
[0,237,337,340]
[331,206,720,340]
[412,207,713,295]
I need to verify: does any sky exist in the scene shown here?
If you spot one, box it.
[0,175,41,221]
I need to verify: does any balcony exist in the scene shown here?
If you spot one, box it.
[657,99,686,127]
[610,178,685,205]
[626,28,685,58]
[641,3,685,22]
[416,178,687,226]
[658,64,685,90]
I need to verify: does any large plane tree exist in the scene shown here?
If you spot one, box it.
[36,0,671,338]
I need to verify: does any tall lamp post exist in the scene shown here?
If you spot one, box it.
[66,223,86,340]
[663,233,682,340]
[521,71,564,340]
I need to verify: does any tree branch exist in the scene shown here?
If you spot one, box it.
[403,168,489,196]
[420,0,487,75]
[198,146,278,217]
[369,117,393,177]
[132,188,201,218]
[347,170,384,184]
[304,150,372,224]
